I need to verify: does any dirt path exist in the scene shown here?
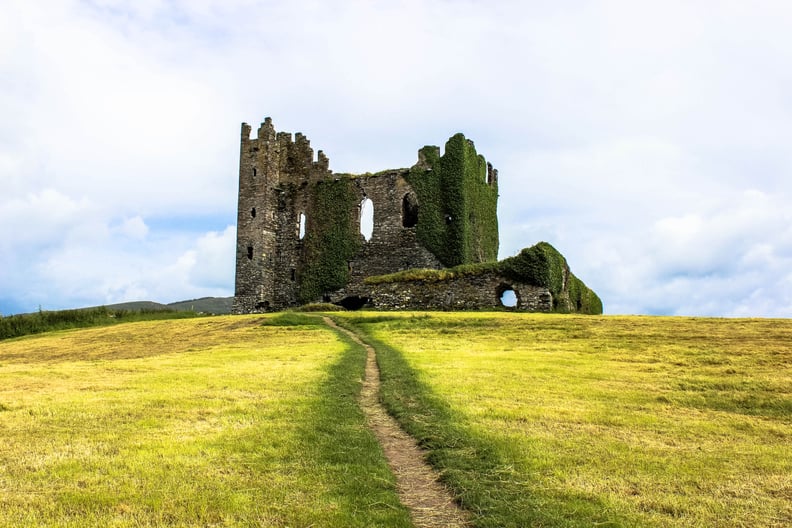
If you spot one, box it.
[324,317,471,528]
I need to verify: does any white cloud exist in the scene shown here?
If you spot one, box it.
[186,226,236,290]
[0,189,97,249]
[24,224,236,310]
[2,0,792,316]
[116,216,149,240]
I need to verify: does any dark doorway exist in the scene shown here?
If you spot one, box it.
[336,296,369,310]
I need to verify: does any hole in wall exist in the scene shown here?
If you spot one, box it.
[499,285,518,308]
[253,167,257,177]
[290,268,296,281]
[298,212,306,240]
[247,246,254,260]
[336,296,369,310]
[402,193,418,228]
[360,198,374,241]
[251,207,256,218]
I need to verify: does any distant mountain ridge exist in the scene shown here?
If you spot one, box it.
[102,297,233,315]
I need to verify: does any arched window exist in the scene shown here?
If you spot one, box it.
[402,193,418,228]
[298,212,306,240]
[360,198,373,241]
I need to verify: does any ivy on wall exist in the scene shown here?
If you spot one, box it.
[498,242,602,313]
[297,178,362,303]
[405,134,499,267]
[364,242,603,315]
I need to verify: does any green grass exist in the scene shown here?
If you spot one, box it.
[0,306,202,341]
[0,315,411,527]
[4,311,790,527]
[338,312,792,528]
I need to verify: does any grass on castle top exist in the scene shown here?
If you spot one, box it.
[0,314,411,527]
[338,312,792,528]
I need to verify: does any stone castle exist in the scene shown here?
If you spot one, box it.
[233,118,602,314]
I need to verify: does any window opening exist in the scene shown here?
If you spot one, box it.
[402,193,418,228]
[290,268,296,281]
[252,167,257,177]
[298,212,306,240]
[499,287,517,308]
[360,197,374,241]
[251,207,256,218]
[247,246,254,260]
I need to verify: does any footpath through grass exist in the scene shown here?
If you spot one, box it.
[339,312,792,528]
[0,314,411,527]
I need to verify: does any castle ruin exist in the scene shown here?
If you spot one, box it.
[233,118,602,314]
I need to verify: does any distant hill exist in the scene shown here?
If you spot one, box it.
[167,297,234,314]
[104,297,233,315]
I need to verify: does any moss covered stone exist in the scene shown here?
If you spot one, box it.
[298,178,362,303]
[405,134,499,267]
[364,242,603,314]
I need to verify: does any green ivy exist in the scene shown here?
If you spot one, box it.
[498,242,567,295]
[364,242,603,315]
[405,134,499,267]
[297,178,362,303]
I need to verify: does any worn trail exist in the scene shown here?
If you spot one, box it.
[323,317,470,528]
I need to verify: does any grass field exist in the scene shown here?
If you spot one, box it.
[0,314,411,527]
[2,312,790,527]
[340,312,792,528]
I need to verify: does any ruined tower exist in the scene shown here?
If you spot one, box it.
[233,118,499,313]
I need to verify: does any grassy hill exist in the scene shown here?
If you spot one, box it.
[105,296,233,314]
[0,313,789,527]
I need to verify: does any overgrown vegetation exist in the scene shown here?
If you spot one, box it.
[339,312,792,527]
[365,242,603,314]
[298,178,363,303]
[0,306,200,341]
[0,315,410,526]
[405,134,499,266]
[294,302,348,312]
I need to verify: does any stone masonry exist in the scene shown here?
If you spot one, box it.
[233,118,600,314]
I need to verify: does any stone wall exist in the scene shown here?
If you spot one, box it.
[352,272,553,312]
[347,171,444,285]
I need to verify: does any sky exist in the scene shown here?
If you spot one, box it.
[1,0,791,317]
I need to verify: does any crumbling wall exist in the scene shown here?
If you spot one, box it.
[362,272,553,311]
